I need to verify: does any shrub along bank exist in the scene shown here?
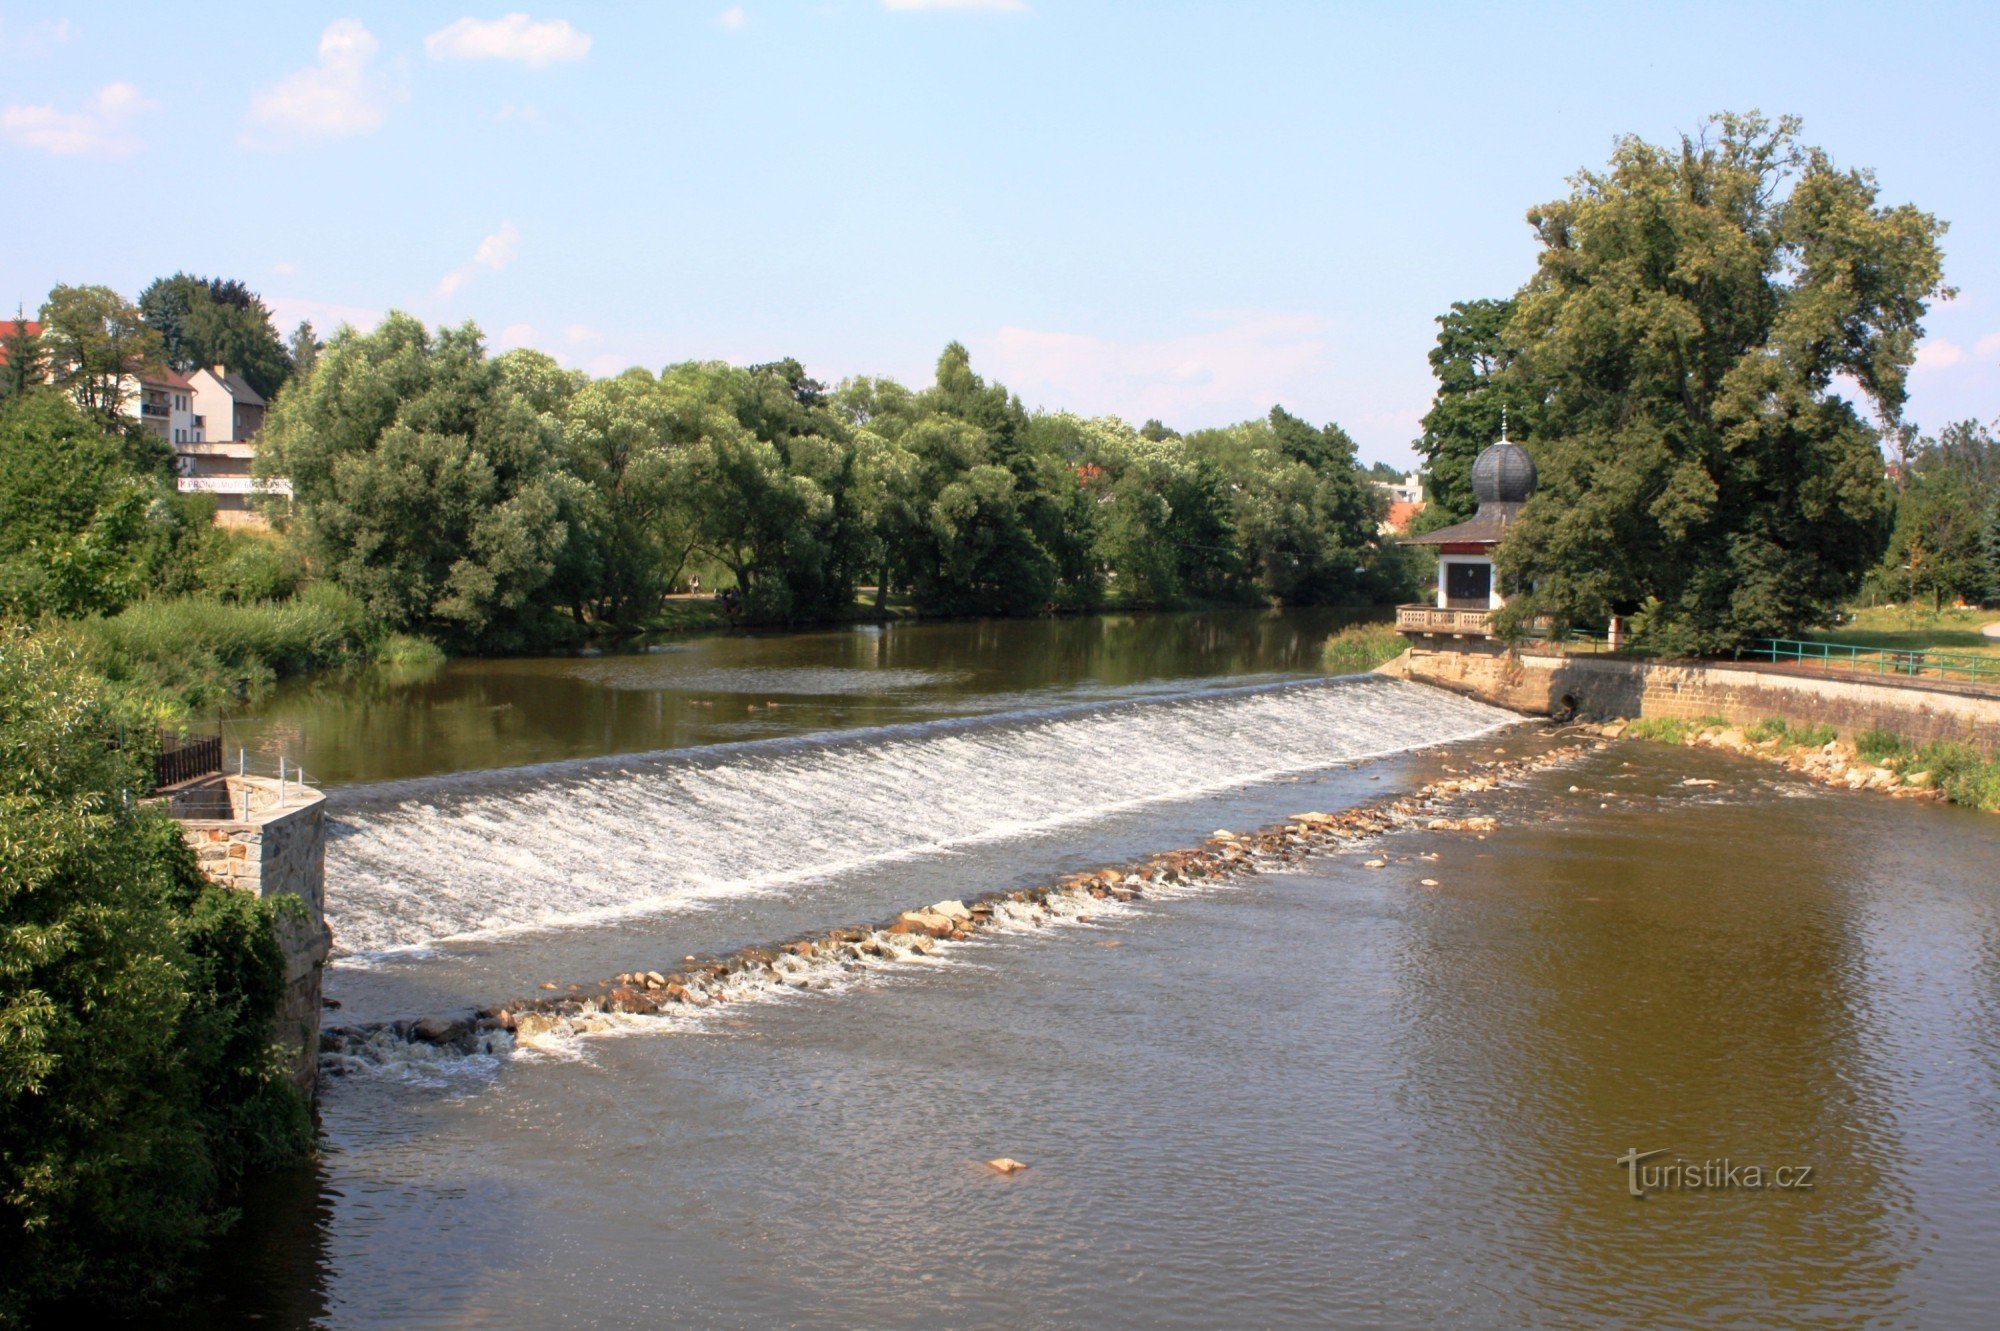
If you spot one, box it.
[0,631,313,1326]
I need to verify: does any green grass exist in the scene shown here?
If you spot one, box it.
[1808,603,2000,659]
[1321,623,1407,674]
[1624,715,1729,745]
[55,584,443,716]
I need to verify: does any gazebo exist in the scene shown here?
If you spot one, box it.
[1396,429,1536,638]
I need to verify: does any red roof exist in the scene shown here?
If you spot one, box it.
[0,320,42,366]
[139,365,196,390]
[1382,500,1423,533]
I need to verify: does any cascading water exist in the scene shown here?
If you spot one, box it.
[328,679,1512,959]
[323,676,1516,961]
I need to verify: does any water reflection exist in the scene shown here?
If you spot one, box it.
[220,608,1379,787]
[1390,752,1942,1327]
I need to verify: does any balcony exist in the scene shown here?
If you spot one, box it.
[1396,604,1495,637]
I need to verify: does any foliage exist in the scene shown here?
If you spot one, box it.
[1320,622,1406,673]
[0,309,49,402]
[60,583,376,712]
[1413,297,1532,523]
[0,392,185,619]
[1855,727,1907,765]
[38,285,164,423]
[0,631,309,1323]
[137,274,292,400]
[1744,718,1791,744]
[260,315,587,652]
[1872,420,2000,607]
[1492,113,1947,651]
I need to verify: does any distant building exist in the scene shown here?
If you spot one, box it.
[1403,431,1537,616]
[188,365,267,442]
[1374,470,1427,535]
[172,368,288,529]
[123,365,204,444]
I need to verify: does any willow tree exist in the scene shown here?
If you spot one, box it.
[1495,113,1949,651]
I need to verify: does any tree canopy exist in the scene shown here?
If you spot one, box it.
[1487,113,1948,650]
[138,274,293,400]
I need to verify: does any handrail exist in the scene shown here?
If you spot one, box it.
[1735,637,1989,686]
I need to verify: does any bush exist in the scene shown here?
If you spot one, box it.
[61,583,373,711]
[195,529,306,604]
[1787,722,1838,749]
[1321,623,1406,674]
[1855,727,1910,765]
[1745,718,1790,744]
[0,631,310,1322]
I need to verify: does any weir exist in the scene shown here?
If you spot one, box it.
[318,676,1519,965]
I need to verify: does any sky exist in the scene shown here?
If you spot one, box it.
[4,1,1998,469]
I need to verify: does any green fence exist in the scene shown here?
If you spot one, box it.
[1736,638,1992,686]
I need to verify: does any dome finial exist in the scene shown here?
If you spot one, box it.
[1500,405,1509,443]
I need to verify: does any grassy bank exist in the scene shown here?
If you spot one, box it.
[48,585,442,721]
[1617,714,2000,813]
[1809,603,2000,659]
[1321,622,1407,674]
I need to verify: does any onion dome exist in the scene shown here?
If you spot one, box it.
[1471,437,1536,508]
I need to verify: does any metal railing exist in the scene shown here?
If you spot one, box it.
[153,734,222,790]
[1735,638,1993,687]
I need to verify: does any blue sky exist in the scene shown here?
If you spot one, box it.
[5,2,1997,468]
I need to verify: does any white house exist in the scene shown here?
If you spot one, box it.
[176,367,287,529]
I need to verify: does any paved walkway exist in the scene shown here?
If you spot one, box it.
[1984,621,2000,640]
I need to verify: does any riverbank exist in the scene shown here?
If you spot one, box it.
[1600,714,2000,812]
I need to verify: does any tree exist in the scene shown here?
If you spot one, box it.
[0,631,309,1321]
[287,320,322,381]
[1886,471,1991,608]
[0,392,178,618]
[259,314,582,650]
[0,307,49,401]
[39,284,162,421]
[1414,297,1531,523]
[1495,113,1947,650]
[138,274,292,400]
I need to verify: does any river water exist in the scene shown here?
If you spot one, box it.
[193,613,2000,1329]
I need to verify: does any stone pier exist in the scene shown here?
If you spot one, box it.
[175,775,331,1094]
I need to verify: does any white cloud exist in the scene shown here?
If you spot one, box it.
[1975,332,2000,360]
[425,14,591,66]
[1915,340,1965,372]
[271,261,298,277]
[435,221,523,298]
[495,323,537,350]
[563,324,601,344]
[882,0,1029,10]
[0,16,75,54]
[497,101,545,123]
[1,82,155,156]
[245,19,402,145]
[976,313,1335,426]
[718,6,748,30]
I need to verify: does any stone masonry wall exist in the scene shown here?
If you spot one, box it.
[1388,637,2000,756]
[180,776,331,1094]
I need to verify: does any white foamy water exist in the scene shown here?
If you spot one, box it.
[324,677,1514,960]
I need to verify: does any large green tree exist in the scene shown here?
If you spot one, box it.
[39,285,162,422]
[138,274,293,400]
[259,314,585,651]
[1495,113,1948,650]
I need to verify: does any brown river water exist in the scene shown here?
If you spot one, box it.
[179,612,1999,1329]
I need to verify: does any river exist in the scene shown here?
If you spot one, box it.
[190,611,2000,1329]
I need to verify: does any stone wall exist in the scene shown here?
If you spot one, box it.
[1386,638,2000,756]
[179,776,331,1094]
